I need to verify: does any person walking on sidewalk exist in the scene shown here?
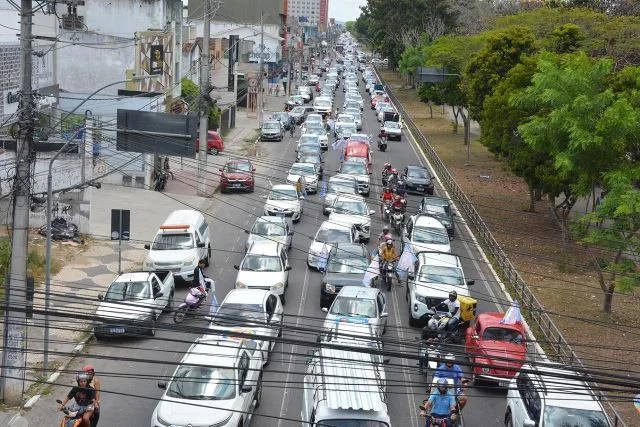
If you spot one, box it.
[275,83,281,97]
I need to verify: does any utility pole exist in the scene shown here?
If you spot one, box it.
[197,0,212,196]
[258,11,265,127]
[3,0,34,405]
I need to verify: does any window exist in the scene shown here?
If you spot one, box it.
[377,293,385,314]
[151,277,161,295]
[198,221,208,238]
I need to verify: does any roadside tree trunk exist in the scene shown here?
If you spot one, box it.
[527,183,536,212]
[428,101,433,119]
[451,106,460,134]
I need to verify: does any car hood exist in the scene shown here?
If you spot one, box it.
[265,199,300,211]
[310,240,335,255]
[323,272,365,287]
[345,173,369,183]
[148,248,198,264]
[410,242,451,254]
[476,341,527,367]
[329,212,369,226]
[155,396,235,426]
[262,128,280,134]
[223,172,251,180]
[406,176,432,185]
[323,315,377,331]
[236,270,285,287]
[96,300,154,321]
[287,173,316,184]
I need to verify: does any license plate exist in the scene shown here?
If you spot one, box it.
[110,328,125,334]
[416,186,424,191]
[231,183,242,187]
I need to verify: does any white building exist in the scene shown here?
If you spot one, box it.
[288,0,320,22]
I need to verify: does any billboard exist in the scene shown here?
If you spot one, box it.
[132,32,175,93]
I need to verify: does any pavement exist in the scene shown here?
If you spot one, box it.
[0,97,283,423]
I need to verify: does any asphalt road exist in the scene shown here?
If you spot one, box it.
[27,66,513,427]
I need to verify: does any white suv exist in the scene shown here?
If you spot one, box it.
[505,363,612,427]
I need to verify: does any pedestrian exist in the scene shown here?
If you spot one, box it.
[163,157,174,180]
[296,177,307,199]
[275,83,281,97]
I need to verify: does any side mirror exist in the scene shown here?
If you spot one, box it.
[157,381,167,389]
[233,265,240,270]
[241,385,253,393]
[144,243,150,250]
[244,229,250,234]
[467,280,475,286]
[380,312,388,318]
[197,242,206,248]
[285,265,292,271]
[98,293,104,301]
[325,207,333,213]
[369,210,376,215]
[407,273,415,281]
[321,307,329,313]
[154,291,164,299]
[523,421,535,427]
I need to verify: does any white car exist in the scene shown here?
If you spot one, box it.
[313,96,332,115]
[286,162,319,193]
[323,175,360,214]
[151,336,263,427]
[344,108,363,130]
[301,113,323,133]
[406,251,473,325]
[304,125,329,150]
[338,160,371,196]
[381,120,402,140]
[375,102,391,116]
[335,123,357,140]
[327,194,375,242]
[308,221,359,269]
[505,363,613,427]
[335,113,355,132]
[245,215,294,252]
[403,214,451,254]
[322,286,388,337]
[235,241,291,304]
[209,289,284,365]
[263,184,303,222]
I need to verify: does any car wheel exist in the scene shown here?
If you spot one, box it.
[254,373,263,409]
[408,306,419,327]
[280,293,286,306]
[163,291,174,314]
[249,184,255,193]
[504,411,513,427]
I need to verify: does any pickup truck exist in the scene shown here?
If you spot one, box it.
[93,271,175,339]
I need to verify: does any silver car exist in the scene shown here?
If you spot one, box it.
[323,175,359,215]
[245,216,294,252]
[322,286,388,337]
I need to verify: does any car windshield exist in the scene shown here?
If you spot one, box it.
[272,113,288,121]
[542,406,610,427]
[307,127,325,136]
[290,165,316,176]
[338,116,354,123]
[212,303,265,325]
[241,255,282,272]
[482,327,524,344]
[333,200,368,215]
[413,227,449,244]
[167,366,235,400]
[341,163,367,174]
[299,155,319,164]
[418,265,463,286]
[345,109,360,116]
[252,221,286,236]
[299,145,320,154]
[328,181,356,194]
[423,205,447,216]
[316,421,390,427]
[263,122,279,130]
[408,168,430,179]
[152,233,193,250]
[315,100,331,107]
[330,297,377,318]
[104,281,150,301]
[327,257,368,274]
[299,135,320,144]
[316,228,351,243]
[291,107,305,114]
[224,162,251,173]
[269,188,298,200]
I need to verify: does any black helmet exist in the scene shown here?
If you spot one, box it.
[448,290,457,300]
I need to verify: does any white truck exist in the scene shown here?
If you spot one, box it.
[93,271,175,339]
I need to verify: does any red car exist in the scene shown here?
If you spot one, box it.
[195,130,224,154]
[465,312,527,386]
[370,94,388,109]
[219,159,255,193]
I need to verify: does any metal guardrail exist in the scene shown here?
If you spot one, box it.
[375,68,627,427]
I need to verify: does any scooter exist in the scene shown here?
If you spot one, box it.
[390,206,405,233]
[381,260,395,291]
[378,136,388,152]
[420,303,470,345]
[56,399,94,427]
[173,279,214,323]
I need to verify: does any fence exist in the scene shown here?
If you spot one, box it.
[375,67,626,426]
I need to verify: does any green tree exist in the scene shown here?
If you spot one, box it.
[548,23,585,53]
[398,45,426,87]
[574,167,640,313]
[344,21,356,34]
[181,77,220,130]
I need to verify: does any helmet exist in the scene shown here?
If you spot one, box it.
[76,372,91,384]
[391,168,397,174]
[382,225,389,232]
[444,353,455,363]
[386,239,393,245]
[395,195,401,201]
[384,162,391,168]
[82,365,94,373]
[449,290,457,300]
[428,318,439,331]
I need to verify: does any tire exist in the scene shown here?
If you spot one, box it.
[173,306,187,323]
[280,292,286,306]
[409,311,420,327]
[163,291,174,314]
[147,317,156,336]
[254,373,263,409]
[504,412,513,427]
[249,184,255,193]
[386,274,392,291]
[205,245,211,266]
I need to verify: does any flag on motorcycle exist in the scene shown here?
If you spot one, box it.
[317,243,330,271]
[500,300,523,324]
[396,243,417,281]
[319,180,327,199]
[362,254,379,287]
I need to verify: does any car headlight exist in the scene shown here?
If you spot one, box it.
[361,223,370,232]
[324,283,336,293]
[271,282,284,290]
[236,281,248,288]
[482,367,491,374]
[415,295,428,305]
[182,256,196,267]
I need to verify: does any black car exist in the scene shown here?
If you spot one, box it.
[399,165,434,195]
[418,196,455,237]
[320,243,370,309]
[272,112,292,130]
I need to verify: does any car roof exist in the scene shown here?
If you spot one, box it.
[255,215,286,224]
[181,338,242,368]
[335,193,366,203]
[414,215,448,229]
[331,243,367,258]
[336,286,379,299]
[407,164,429,171]
[416,251,461,268]
[291,162,316,169]
[271,184,297,191]
[422,196,450,206]
[319,220,352,231]
[330,174,358,183]
[222,288,270,305]
[247,241,282,256]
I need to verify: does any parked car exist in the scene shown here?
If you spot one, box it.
[320,243,371,309]
[399,165,434,195]
[261,120,284,141]
[94,271,175,339]
[419,196,455,237]
[151,336,263,427]
[219,159,255,193]
[245,215,293,252]
[195,130,224,154]
[263,184,303,222]
[322,286,388,337]
[209,289,284,365]
[234,241,291,304]
[465,312,527,386]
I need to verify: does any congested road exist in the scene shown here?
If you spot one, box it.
[28,59,516,427]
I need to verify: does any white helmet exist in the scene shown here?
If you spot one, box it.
[428,318,439,331]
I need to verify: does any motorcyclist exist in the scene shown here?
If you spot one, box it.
[443,290,461,333]
[382,162,393,178]
[57,372,95,427]
[387,168,399,188]
[379,239,398,263]
[419,378,457,427]
[186,280,208,308]
[391,194,406,212]
[378,129,388,142]
[377,226,391,245]
[380,187,394,216]
[83,365,101,427]
[434,353,468,409]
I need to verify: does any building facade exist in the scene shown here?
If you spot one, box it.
[287,0,328,30]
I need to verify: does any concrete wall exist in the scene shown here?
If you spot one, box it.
[188,0,284,24]
[194,22,282,64]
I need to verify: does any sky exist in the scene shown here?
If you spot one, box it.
[328,0,366,22]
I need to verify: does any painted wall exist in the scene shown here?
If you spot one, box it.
[193,22,282,64]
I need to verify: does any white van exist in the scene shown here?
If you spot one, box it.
[143,210,211,283]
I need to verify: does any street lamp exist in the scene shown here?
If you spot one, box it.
[43,76,150,371]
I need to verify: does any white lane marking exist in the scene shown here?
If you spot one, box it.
[278,266,311,426]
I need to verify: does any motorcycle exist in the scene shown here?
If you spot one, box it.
[154,170,168,192]
[173,278,214,323]
[381,260,395,291]
[420,303,470,345]
[38,217,79,240]
[390,206,405,233]
[56,399,94,427]
[416,336,441,378]
[378,136,388,152]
